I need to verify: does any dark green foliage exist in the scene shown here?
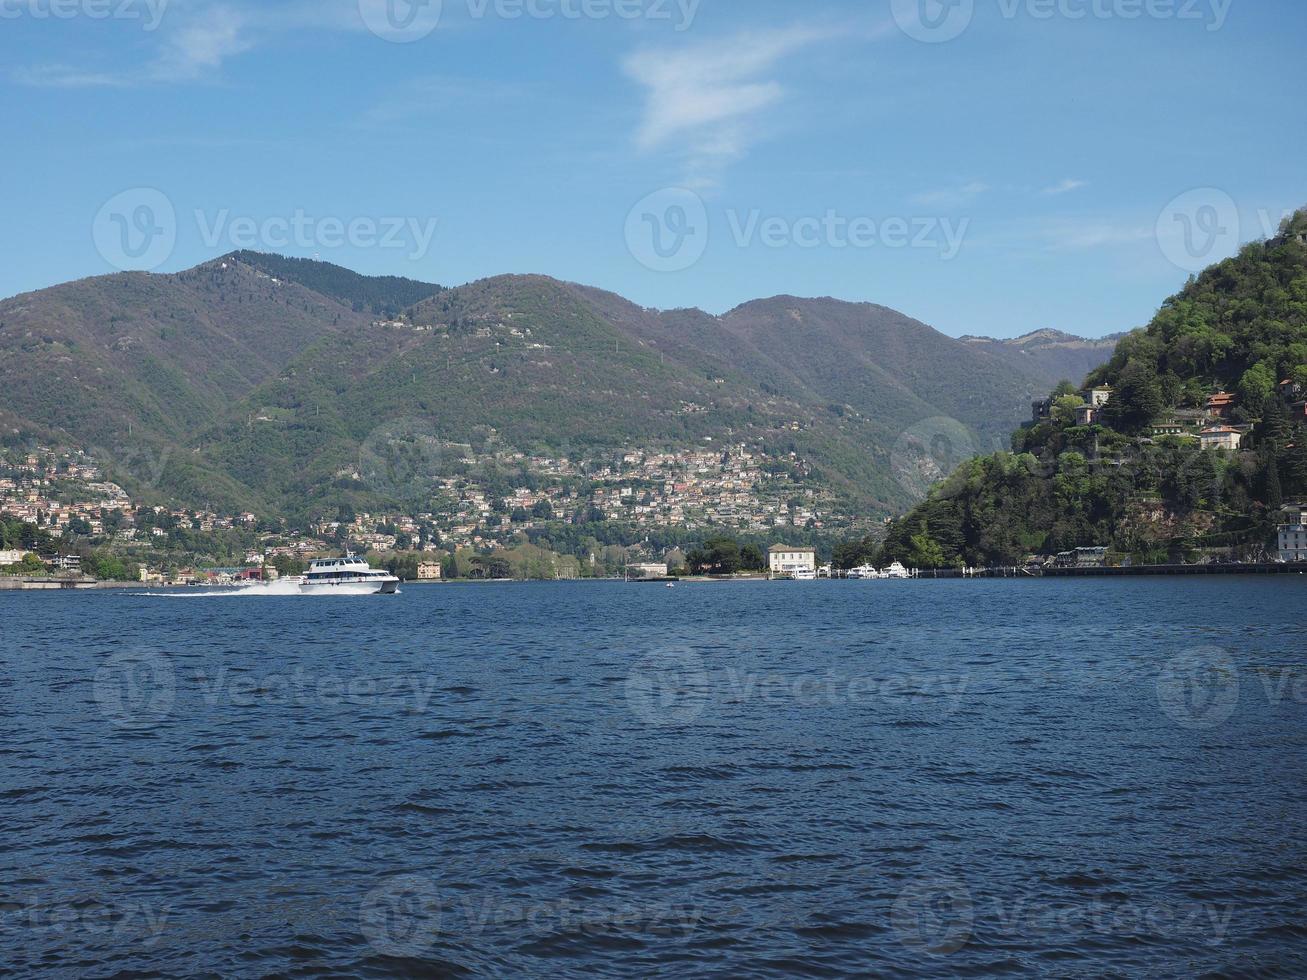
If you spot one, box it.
[870,210,1307,567]
[229,251,443,315]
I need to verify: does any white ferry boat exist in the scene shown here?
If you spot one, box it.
[298,555,400,595]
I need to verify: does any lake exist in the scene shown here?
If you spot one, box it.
[3,578,1306,977]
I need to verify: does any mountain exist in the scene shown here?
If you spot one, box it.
[863,209,1307,569]
[959,329,1124,390]
[0,252,1119,524]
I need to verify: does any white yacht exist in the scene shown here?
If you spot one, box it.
[298,555,400,595]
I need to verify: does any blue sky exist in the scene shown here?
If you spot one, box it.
[2,0,1304,338]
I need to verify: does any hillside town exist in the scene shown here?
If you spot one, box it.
[0,439,858,584]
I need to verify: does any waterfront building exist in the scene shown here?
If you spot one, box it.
[1279,504,1307,563]
[769,545,817,578]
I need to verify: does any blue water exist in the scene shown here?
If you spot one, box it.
[3,579,1307,977]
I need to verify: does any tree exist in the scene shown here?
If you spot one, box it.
[739,543,766,571]
[905,531,947,569]
[1238,361,1277,416]
[1265,457,1284,513]
[1101,361,1164,434]
[687,537,743,575]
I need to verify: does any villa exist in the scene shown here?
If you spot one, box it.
[769,545,817,578]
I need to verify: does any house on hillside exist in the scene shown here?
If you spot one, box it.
[1032,398,1053,423]
[1076,405,1098,426]
[417,562,443,581]
[1083,386,1114,408]
[1206,392,1237,419]
[1199,426,1245,451]
[1152,409,1205,439]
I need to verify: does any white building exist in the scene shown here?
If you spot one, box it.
[1085,385,1114,408]
[0,549,32,565]
[1199,426,1244,452]
[1279,504,1307,563]
[627,562,669,580]
[769,545,817,578]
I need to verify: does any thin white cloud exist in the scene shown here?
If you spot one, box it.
[14,2,254,87]
[11,65,134,88]
[622,25,832,187]
[1039,219,1152,251]
[360,75,531,126]
[1041,178,1089,197]
[149,4,253,81]
[911,181,990,208]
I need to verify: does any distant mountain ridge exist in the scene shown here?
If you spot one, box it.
[0,253,1119,523]
[958,329,1125,388]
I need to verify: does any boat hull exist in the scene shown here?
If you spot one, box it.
[298,577,400,596]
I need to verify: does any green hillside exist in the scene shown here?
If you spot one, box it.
[866,210,1307,569]
[0,252,1119,525]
